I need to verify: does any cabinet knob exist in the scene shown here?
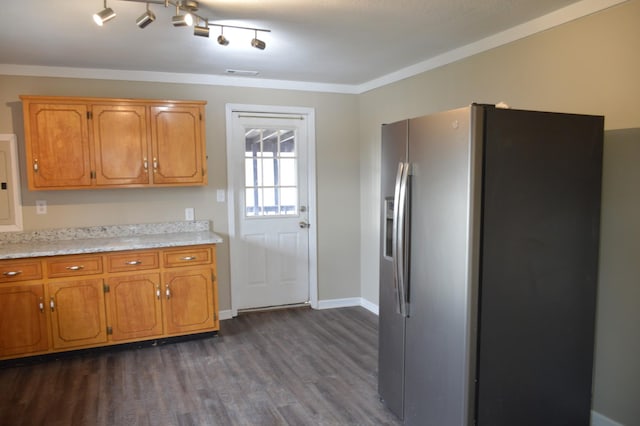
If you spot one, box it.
[33,159,39,172]
[165,284,171,300]
[143,158,148,172]
[49,297,55,312]
[156,285,161,300]
[153,158,158,172]
[39,298,44,313]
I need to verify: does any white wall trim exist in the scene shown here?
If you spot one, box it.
[219,310,234,321]
[317,297,379,315]
[591,411,625,426]
[0,0,626,95]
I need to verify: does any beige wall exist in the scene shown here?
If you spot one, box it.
[0,76,362,310]
[357,1,639,424]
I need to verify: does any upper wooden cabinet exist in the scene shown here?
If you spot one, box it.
[20,96,207,190]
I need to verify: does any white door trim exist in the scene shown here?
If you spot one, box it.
[225,103,318,317]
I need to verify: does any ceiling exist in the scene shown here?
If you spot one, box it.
[0,0,622,91]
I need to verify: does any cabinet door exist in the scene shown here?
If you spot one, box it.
[24,102,93,189]
[150,105,206,185]
[0,283,49,358]
[93,104,151,186]
[163,267,215,335]
[48,279,107,350]
[106,273,163,341]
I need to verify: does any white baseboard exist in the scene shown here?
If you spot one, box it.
[316,297,379,315]
[591,411,624,426]
[220,299,380,319]
[219,310,234,320]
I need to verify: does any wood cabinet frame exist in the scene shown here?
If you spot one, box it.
[0,244,219,361]
[20,96,208,190]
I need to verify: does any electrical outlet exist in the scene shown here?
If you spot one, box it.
[185,207,195,221]
[35,200,47,215]
[217,189,225,202]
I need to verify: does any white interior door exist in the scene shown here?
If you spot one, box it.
[226,105,317,315]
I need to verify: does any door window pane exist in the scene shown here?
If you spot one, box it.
[244,128,298,217]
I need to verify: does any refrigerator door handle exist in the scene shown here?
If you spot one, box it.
[392,161,410,317]
[397,162,410,317]
[392,162,404,314]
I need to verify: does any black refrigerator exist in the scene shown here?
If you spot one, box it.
[378,104,603,425]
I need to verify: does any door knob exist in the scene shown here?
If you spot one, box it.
[299,221,310,229]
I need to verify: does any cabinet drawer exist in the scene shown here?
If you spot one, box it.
[0,260,43,283]
[46,255,103,278]
[162,246,212,268]
[107,251,159,273]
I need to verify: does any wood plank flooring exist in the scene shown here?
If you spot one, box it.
[0,307,401,426]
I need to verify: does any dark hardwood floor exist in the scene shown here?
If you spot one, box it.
[0,307,401,426]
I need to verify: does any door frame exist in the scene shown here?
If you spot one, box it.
[225,103,318,317]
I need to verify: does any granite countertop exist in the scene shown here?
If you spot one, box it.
[0,221,223,260]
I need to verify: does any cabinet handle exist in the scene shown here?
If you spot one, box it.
[39,298,44,313]
[33,159,39,172]
[143,158,148,172]
[156,285,161,300]
[65,265,84,271]
[50,297,55,312]
[2,270,22,277]
[153,158,158,172]
[165,284,171,300]
[181,256,196,261]
[125,260,142,265]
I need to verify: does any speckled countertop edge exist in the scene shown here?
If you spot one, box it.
[0,221,223,260]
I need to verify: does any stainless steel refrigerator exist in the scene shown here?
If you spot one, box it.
[378,104,603,426]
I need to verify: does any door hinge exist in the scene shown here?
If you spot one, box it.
[90,170,96,179]
[211,273,216,282]
[87,111,93,120]
[103,283,110,293]
[106,326,113,335]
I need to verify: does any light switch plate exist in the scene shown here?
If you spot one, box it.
[185,207,195,221]
[216,189,225,202]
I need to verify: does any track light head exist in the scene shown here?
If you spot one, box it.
[251,37,266,50]
[194,24,209,37]
[172,12,193,26]
[136,8,156,29]
[217,34,229,46]
[93,7,116,26]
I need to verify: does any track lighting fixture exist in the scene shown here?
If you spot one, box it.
[171,4,193,27]
[93,0,270,50]
[251,31,266,50]
[135,3,156,29]
[93,0,116,26]
[217,27,229,46]
[193,20,210,37]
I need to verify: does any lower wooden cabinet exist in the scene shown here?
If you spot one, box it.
[0,283,48,357]
[163,268,216,335]
[48,278,108,350]
[0,244,219,360]
[106,273,163,342]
